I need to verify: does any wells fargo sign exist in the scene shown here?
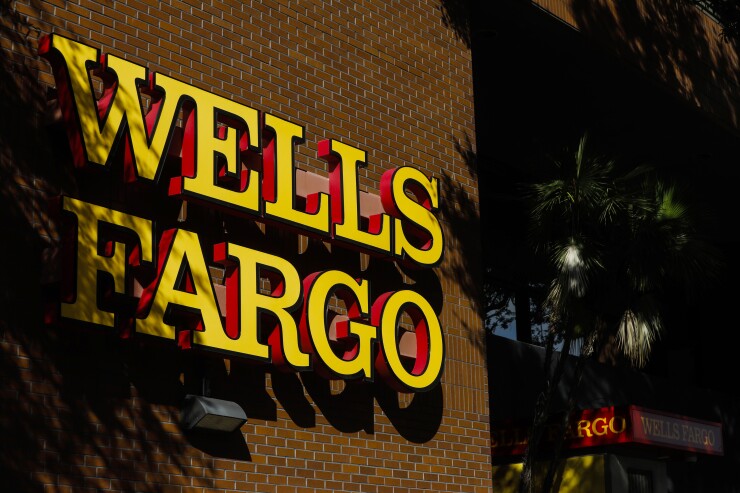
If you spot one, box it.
[40,35,445,393]
[630,406,723,455]
[491,406,724,456]
[491,407,631,456]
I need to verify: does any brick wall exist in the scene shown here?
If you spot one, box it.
[0,1,490,492]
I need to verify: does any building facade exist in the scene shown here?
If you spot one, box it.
[0,1,491,492]
[473,1,740,492]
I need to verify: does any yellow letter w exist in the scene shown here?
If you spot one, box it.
[39,34,188,183]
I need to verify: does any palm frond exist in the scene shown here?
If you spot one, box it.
[655,184,689,222]
[527,132,718,368]
[616,306,663,368]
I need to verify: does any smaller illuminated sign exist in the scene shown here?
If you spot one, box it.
[491,406,724,456]
[491,407,630,456]
[630,407,723,456]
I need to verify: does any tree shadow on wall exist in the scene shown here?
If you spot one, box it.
[0,4,226,491]
[570,0,740,131]
[439,133,488,361]
[438,0,472,48]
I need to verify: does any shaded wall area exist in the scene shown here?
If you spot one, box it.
[473,0,740,393]
[1,7,203,491]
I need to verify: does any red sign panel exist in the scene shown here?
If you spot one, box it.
[491,407,631,456]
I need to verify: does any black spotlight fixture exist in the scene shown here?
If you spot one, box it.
[181,394,247,432]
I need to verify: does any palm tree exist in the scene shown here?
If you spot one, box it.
[518,134,718,493]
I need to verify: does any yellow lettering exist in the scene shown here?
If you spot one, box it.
[61,197,153,327]
[173,86,261,213]
[136,229,225,350]
[577,420,593,438]
[214,242,308,369]
[318,139,391,253]
[43,38,450,393]
[609,416,627,434]
[263,113,330,234]
[380,167,443,266]
[40,35,182,181]
[300,270,377,380]
[592,417,608,436]
[372,290,444,392]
